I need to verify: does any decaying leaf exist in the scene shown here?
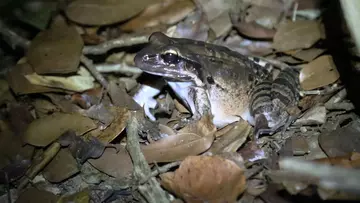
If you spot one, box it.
[89,145,133,179]
[23,112,97,147]
[273,20,324,51]
[58,130,115,164]
[160,155,246,203]
[65,0,157,25]
[95,106,130,144]
[7,62,63,95]
[120,0,195,31]
[26,20,83,74]
[79,103,114,126]
[42,148,79,183]
[300,55,340,90]
[25,67,95,92]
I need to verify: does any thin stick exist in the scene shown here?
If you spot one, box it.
[83,34,149,55]
[80,55,109,90]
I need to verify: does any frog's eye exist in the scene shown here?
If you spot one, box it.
[161,49,179,64]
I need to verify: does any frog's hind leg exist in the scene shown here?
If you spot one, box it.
[250,81,274,140]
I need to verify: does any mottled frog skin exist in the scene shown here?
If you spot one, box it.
[134,32,300,136]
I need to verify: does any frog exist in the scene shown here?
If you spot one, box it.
[134,32,300,139]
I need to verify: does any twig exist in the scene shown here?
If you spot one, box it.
[0,19,30,50]
[80,55,109,90]
[269,158,360,194]
[83,34,149,55]
[140,161,181,185]
[126,112,170,203]
[95,63,142,76]
[18,142,61,189]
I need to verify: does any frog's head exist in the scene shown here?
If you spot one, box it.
[134,32,202,82]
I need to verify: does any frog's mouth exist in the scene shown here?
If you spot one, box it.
[134,53,193,81]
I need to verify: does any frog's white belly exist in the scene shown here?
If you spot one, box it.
[169,81,256,128]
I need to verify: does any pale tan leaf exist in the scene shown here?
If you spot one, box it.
[26,21,83,74]
[7,63,63,95]
[23,112,97,147]
[273,20,324,51]
[160,155,246,203]
[65,0,158,26]
[25,67,95,92]
[300,55,340,90]
[141,133,214,163]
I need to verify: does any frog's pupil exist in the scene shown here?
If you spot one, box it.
[162,53,179,64]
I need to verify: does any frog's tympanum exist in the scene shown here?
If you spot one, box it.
[134,32,300,139]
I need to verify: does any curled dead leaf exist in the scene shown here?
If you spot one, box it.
[160,155,246,203]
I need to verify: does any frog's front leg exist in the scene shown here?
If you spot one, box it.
[176,86,211,128]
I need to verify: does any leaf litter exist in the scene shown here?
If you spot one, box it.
[0,0,360,202]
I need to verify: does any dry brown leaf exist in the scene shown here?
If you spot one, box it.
[42,148,79,183]
[16,187,59,203]
[108,80,141,110]
[196,0,233,37]
[43,93,82,114]
[300,55,340,90]
[208,120,251,154]
[32,99,59,116]
[23,112,97,147]
[141,133,214,163]
[94,106,129,144]
[160,155,246,203]
[233,21,276,39]
[65,0,157,25]
[88,145,133,179]
[120,0,195,31]
[26,21,83,74]
[273,20,324,51]
[292,48,325,62]
[7,63,63,95]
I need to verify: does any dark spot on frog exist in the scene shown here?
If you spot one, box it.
[207,76,215,84]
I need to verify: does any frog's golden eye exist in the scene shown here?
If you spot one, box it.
[161,49,179,64]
